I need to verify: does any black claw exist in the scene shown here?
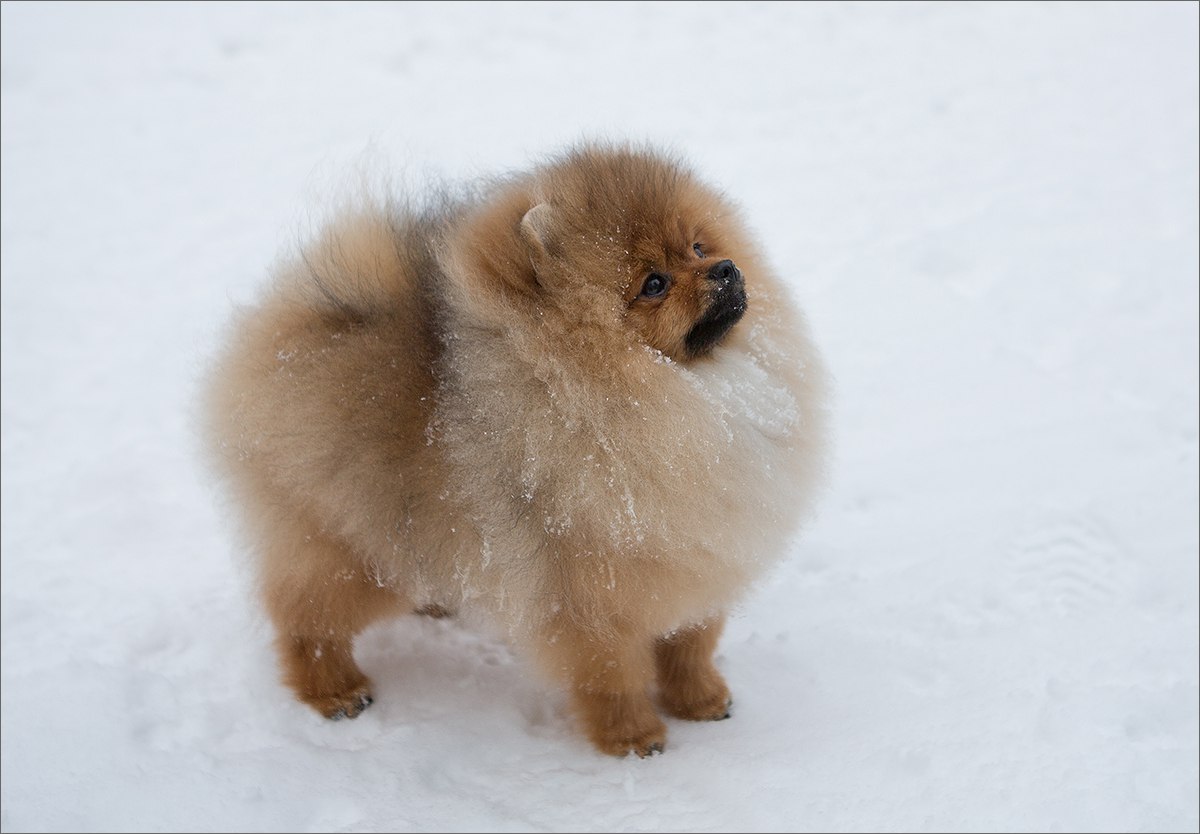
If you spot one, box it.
[330,709,346,721]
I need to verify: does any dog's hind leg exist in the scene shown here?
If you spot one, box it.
[258,515,408,719]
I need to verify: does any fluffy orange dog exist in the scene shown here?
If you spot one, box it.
[205,144,829,756]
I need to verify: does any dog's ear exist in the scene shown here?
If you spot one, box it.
[519,203,559,263]
[439,195,548,315]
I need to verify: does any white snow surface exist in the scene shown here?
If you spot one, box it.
[2,3,1197,832]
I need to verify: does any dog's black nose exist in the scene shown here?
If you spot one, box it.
[708,259,741,286]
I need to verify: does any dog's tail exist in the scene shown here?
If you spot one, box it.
[279,191,458,325]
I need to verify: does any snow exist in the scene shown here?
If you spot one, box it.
[2,2,1197,831]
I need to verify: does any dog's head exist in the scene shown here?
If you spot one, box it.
[522,146,750,363]
[444,144,760,364]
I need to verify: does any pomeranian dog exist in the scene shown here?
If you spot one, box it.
[204,144,829,757]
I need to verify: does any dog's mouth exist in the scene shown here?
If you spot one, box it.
[685,289,748,357]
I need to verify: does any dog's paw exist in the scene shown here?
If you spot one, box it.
[308,686,374,720]
[660,676,733,722]
[594,720,668,758]
[578,692,669,757]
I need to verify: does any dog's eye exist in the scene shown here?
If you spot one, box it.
[640,274,669,298]
[693,242,704,258]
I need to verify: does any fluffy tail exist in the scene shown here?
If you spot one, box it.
[280,196,451,324]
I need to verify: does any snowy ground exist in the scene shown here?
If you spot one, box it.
[2,2,1197,832]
